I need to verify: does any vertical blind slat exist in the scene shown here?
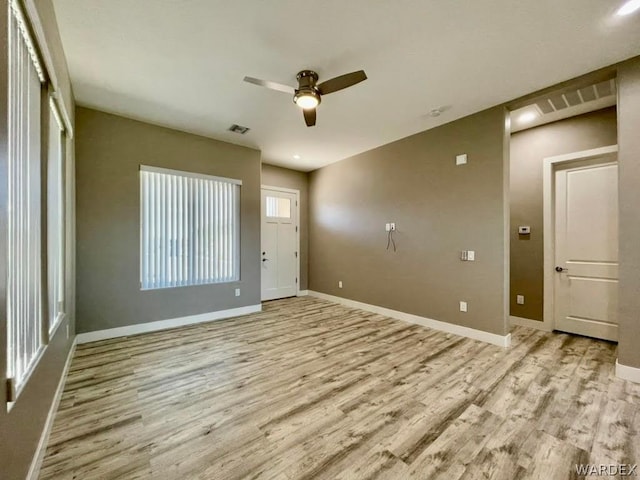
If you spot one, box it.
[155,173,161,288]
[183,176,188,285]
[209,181,215,280]
[171,175,176,286]
[200,179,205,281]
[214,181,219,282]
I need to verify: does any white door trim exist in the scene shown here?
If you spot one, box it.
[261,185,301,296]
[542,145,618,332]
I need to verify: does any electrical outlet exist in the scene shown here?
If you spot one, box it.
[235,288,241,297]
[460,301,468,312]
[516,295,525,305]
[338,281,343,288]
[456,153,468,165]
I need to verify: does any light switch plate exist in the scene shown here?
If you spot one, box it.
[460,301,468,312]
[456,154,468,165]
[235,288,241,297]
[467,250,475,261]
[516,295,525,305]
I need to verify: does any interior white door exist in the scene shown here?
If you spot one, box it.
[261,188,298,301]
[554,157,618,341]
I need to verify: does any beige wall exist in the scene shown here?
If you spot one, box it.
[75,107,262,333]
[0,2,76,479]
[309,107,509,336]
[617,58,640,370]
[510,107,617,321]
[261,164,309,290]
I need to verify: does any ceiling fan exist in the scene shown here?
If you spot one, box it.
[243,69,367,127]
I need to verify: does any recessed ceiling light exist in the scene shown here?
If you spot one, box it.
[293,154,301,160]
[518,112,538,124]
[616,0,640,15]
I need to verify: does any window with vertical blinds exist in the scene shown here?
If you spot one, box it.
[140,166,241,290]
[6,0,46,399]
[48,97,66,333]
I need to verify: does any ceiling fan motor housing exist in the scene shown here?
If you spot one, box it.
[294,70,321,106]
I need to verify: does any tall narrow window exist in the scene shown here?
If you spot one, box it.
[47,97,66,333]
[6,0,47,401]
[140,166,241,290]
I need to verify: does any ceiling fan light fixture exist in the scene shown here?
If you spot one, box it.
[244,68,366,126]
[294,90,320,109]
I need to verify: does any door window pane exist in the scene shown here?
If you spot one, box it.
[265,196,291,218]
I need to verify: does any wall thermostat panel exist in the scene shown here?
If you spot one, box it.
[518,226,531,235]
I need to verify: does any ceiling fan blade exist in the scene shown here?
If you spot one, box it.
[303,108,316,127]
[243,76,295,94]
[317,70,367,95]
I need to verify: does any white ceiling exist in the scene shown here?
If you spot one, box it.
[53,0,640,171]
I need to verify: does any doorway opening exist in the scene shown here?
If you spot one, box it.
[507,77,619,342]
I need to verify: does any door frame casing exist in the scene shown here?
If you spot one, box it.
[542,144,618,332]
[260,185,301,298]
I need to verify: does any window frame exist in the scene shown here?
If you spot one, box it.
[6,0,45,404]
[139,165,242,290]
[47,94,66,336]
[5,0,71,405]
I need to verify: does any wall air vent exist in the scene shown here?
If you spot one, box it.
[228,124,250,134]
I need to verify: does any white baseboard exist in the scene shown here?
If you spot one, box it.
[308,291,511,348]
[616,360,640,384]
[76,304,262,344]
[27,337,77,480]
[297,290,309,297]
[510,315,552,332]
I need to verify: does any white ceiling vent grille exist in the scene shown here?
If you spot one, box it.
[511,78,617,133]
[534,79,616,114]
[228,124,250,134]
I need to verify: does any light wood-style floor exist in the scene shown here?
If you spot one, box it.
[40,297,640,480]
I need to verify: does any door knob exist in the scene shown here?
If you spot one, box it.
[555,266,568,272]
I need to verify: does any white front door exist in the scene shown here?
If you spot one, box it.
[554,157,618,341]
[261,188,298,301]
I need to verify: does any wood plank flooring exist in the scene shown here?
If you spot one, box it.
[39,297,640,479]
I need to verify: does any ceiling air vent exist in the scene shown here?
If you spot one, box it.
[511,78,617,133]
[533,79,616,115]
[228,124,250,134]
